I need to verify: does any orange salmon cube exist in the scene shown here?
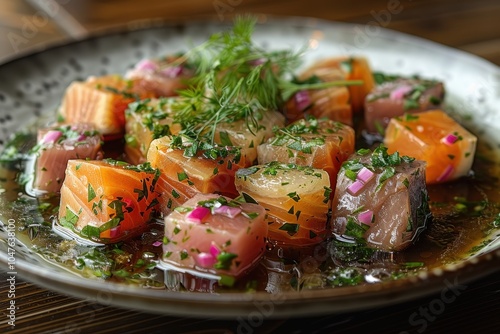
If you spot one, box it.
[59,75,154,137]
[384,110,477,184]
[257,117,355,190]
[58,159,161,243]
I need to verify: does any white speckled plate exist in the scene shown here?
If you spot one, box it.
[0,17,499,318]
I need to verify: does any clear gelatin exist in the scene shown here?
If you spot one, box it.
[235,162,331,246]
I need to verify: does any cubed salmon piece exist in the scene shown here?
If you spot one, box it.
[235,162,331,246]
[331,146,431,251]
[125,56,193,97]
[257,117,355,189]
[214,109,285,165]
[58,159,161,243]
[59,75,154,137]
[147,136,247,213]
[29,124,102,194]
[285,86,352,126]
[364,78,444,134]
[124,98,180,164]
[161,193,267,279]
[298,56,376,114]
[384,110,477,184]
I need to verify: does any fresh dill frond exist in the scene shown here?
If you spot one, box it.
[167,15,363,157]
[280,77,364,102]
[169,16,301,154]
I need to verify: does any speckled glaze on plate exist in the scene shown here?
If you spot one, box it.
[0,16,499,318]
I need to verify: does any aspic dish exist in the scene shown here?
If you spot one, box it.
[0,16,499,317]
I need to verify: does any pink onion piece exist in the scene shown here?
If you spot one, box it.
[390,85,413,100]
[248,58,267,67]
[185,206,210,224]
[135,59,159,72]
[294,90,311,112]
[76,134,87,142]
[356,167,375,184]
[196,252,216,268]
[441,134,458,146]
[209,242,221,258]
[248,58,266,66]
[358,210,374,225]
[109,226,121,239]
[437,164,454,182]
[213,205,242,218]
[152,241,162,247]
[347,180,365,196]
[160,66,183,78]
[122,197,133,208]
[42,130,63,144]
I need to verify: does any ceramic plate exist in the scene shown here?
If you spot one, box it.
[0,17,499,318]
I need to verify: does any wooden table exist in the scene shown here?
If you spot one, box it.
[1,269,499,333]
[1,0,499,333]
[1,0,499,66]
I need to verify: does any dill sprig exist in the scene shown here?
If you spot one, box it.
[168,15,363,157]
[170,16,301,153]
[178,16,301,110]
[280,77,364,102]
[269,116,327,153]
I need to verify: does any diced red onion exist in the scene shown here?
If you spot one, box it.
[196,252,216,268]
[209,242,221,258]
[42,130,62,144]
[122,197,133,208]
[135,59,159,72]
[441,133,458,146]
[358,210,374,225]
[152,241,162,247]
[186,206,210,224]
[76,134,87,142]
[294,90,311,112]
[213,205,241,218]
[248,58,266,66]
[390,85,413,100]
[160,66,183,78]
[109,226,121,238]
[437,164,454,182]
[347,180,365,196]
[356,167,375,184]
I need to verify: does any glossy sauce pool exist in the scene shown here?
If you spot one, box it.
[0,131,499,293]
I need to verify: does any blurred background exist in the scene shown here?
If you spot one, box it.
[0,0,499,65]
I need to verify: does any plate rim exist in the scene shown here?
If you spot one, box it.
[1,15,500,318]
[2,249,499,318]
